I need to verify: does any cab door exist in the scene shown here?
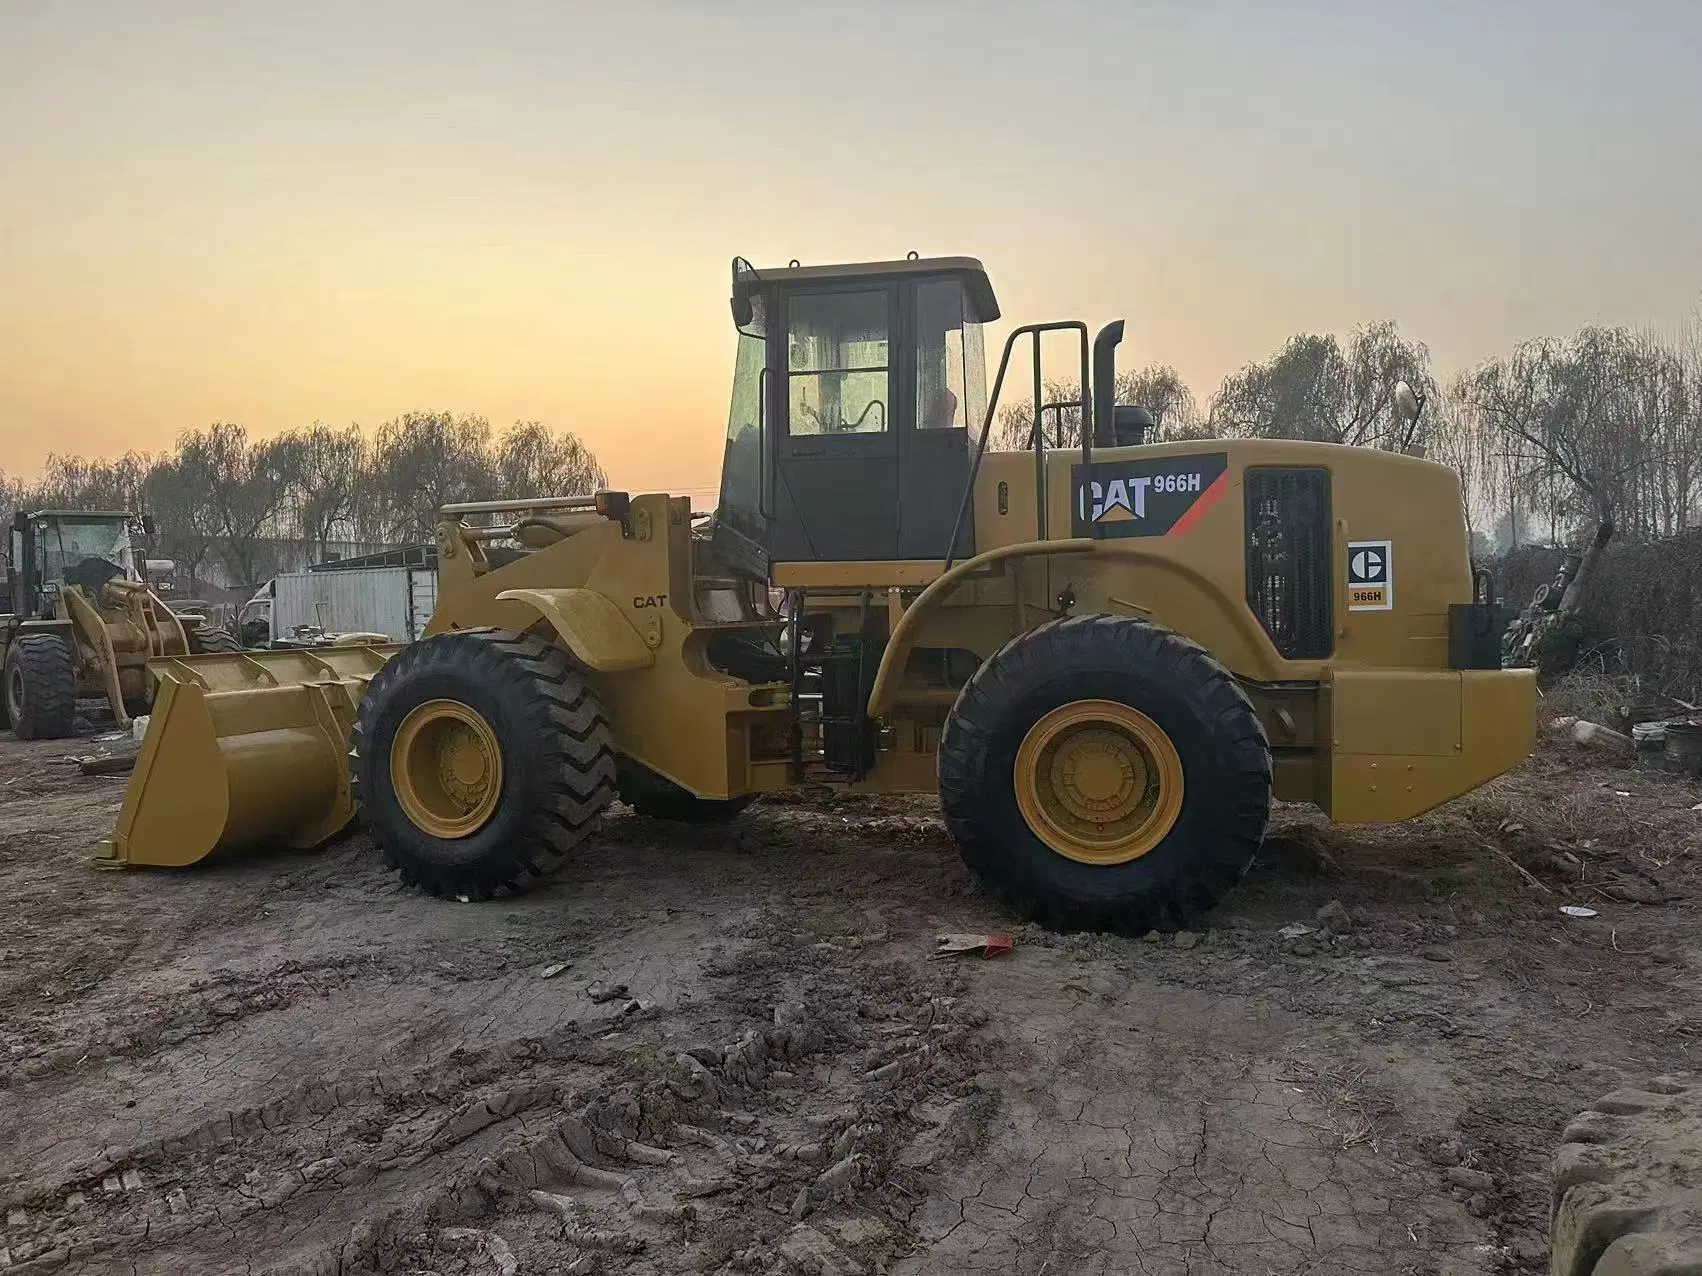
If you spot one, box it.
[896,278,976,561]
[768,285,900,564]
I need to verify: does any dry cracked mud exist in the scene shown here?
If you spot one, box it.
[3,732,1702,1273]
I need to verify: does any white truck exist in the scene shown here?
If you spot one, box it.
[240,554,436,647]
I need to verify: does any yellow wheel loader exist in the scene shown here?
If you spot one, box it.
[103,254,1537,933]
[1,509,239,740]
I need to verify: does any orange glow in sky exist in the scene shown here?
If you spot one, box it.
[4,1,1700,498]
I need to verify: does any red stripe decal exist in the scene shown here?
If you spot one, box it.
[1167,470,1229,537]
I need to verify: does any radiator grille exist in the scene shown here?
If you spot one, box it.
[1245,468,1333,659]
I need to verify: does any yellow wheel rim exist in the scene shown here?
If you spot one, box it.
[390,699,505,839]
[1013,699,1184,866]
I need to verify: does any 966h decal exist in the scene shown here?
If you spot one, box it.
[1072,453,1230,539]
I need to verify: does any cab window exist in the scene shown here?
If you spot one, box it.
[716,294,767,542]
[786,290,890,435]
[915,279,987,435]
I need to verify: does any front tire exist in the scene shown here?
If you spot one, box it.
[352,628,616,898]
[187,626,243,655]
[4,632,77,741]
[938,614,1271,935]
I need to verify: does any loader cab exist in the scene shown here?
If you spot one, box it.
[7,510,139,619]
[713,255,998,581]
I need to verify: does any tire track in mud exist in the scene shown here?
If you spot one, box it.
[0,915,994,1275]
[3,956,383,1087]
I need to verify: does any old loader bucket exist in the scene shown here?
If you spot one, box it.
[97,644,404,869]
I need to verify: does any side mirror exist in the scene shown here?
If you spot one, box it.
[729,256,756,329]
[141,514,157,536]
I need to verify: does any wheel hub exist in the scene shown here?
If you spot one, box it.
[1049,728,1146,822]
[391,699,504,839]
[1014,699,1184,865]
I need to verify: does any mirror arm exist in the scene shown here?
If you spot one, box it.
[1401,392,1428,451]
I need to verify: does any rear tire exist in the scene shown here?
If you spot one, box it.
[352,628,617,898]
[1552,1075,1702,1275]
[938,614,1271,935]
[4,632,77,741]
[187,627,243,655]
[618,760,754,824]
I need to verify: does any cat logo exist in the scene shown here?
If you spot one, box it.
[1071,453,1230,540]
[1346,540,1393,611]
[1080,473,1202,523]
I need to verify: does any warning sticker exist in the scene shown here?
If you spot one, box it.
[1347,539,1393,611]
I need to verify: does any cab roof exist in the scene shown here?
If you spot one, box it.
[734,255,1000,323]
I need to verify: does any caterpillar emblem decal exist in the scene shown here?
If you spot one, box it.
[1071,452,1230,539]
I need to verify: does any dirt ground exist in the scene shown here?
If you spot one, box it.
[3,718,1701,1276]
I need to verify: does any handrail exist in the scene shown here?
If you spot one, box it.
[756,365,772,519]
[1031,332,1046,541]
[1055,324,1092,533]
[439,495,600,515]
[943,321,1092,571]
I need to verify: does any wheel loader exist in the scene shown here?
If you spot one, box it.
[100,253,1537,933]
[1,509,240,739]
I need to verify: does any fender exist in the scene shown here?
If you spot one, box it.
[494,587,655,673]
[866,538,1096,718]
[1060,545,1294,681]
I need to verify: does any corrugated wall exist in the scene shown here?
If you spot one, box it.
[275,568,418,640]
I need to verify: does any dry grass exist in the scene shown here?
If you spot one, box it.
[1275,1055,1386,1152]
[1269,729,1702,901]
[1539,670,1640,726]
[1540,668,1699,728]
[1660,1011,1702,1040]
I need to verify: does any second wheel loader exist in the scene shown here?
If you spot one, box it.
[102,253,1537,934]
[1,509,239,739]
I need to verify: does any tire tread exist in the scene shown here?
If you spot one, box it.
[939,613,1271,935]
[352,628,615,899]
[5,632,77,740]
[186,627,243,655]
[1552,1075,1702,1276]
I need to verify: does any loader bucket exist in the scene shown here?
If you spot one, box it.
[96,644,404,869]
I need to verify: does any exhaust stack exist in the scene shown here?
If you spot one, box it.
[1091,320,1125,447]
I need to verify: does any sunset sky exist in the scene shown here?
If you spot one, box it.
[3,0,1700,502]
